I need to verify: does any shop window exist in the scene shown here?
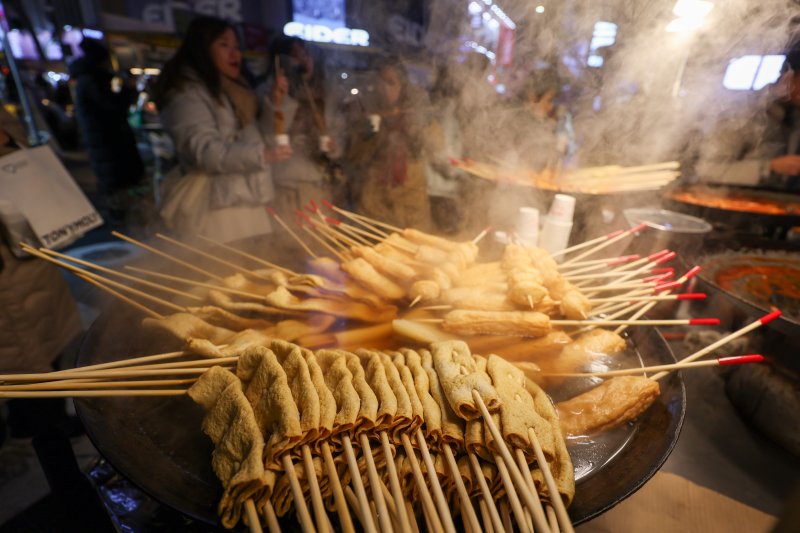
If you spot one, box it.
[722,55,785,91]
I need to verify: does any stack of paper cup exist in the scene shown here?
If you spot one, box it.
[515,207,539,247]
[539,194,576,258]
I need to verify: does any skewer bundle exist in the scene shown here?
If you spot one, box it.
[14,202,781,531]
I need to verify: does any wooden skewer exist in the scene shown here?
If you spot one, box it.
[359,433,394,533]
[399,434,445,533]
[0,366,231,382]
[72,272,162,319]
[336,220,385,244]
[111,231,224,281]
[442,442,482,533]
[414,317,720,327]
[302,444,331,533]
[379,432,412,533]
[268,208,318,258]
[559,223,647,266]
[651,310,780,381]
[493,453,533,533]
[514,448,551,533]
[155,233,272,282]
[416,428,456,533]
[584,293,705,305]
[549,229,626,258]
[467,452,506,533]
[500,501,513,533]
[322,201,390,239]
[614,300,658,335]
[541,354,769,379]
[300,224,348,262]
[316,221,361,251]
[38,248,203,301]
[478,499,495,533]
[343,487,368,531]
[377,480,403,530]
[36,349,190,377]
[408,295,422,308]
[264,500,282,533]
[343,209,402,234]
[281,455,316,533]
[124,266,267,300]
[527,427,575,533]
[0,378,199,391]
[0,389,187,398]
[546,505,559,533]
[472,225,491,245]
[330,219,374,247]
[244,498,264,533]
[196,235,297,276]
[21,244,187,313]
[471,391,552,533]
[342,435,378,533]
[320,442,355,533]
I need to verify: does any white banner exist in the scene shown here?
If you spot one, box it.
[0,145,103,249]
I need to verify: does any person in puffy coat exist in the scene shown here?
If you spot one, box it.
[154,16,291,243]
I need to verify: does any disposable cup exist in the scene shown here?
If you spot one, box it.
[548,194,576,223]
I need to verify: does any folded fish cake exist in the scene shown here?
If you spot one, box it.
[431,340,502,420]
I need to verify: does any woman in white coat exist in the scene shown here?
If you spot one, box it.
[154,16,291,243]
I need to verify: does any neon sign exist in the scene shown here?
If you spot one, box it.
[283,22,370,47]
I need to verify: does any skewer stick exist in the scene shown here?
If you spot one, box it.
[310,221,352,254]
[494,453,534,533]
[0,389,187,398]
[73,272,162,319]
[478,500,495,533]
[549,228,625,258]
[268,208,318,258]
[399,434,445,533]
[322,201,390,239]
[471,391,552,533]
[442,443,482,533]
[542,354,765,378]
[329,219,374,247]
[281,455,316,533]
[264,501,282,533]
[500,501,513,533]
[244,499,264,533]
[196,235,297,276]
[527,428,574,533]
[155,233,272,281]
[467,452,506,533]
[514,449,545,533]
[317,219,362,250]
[300,224,348,262]
[359,433,394,533]
[647,313,783,382]
[472,225,491,245]
[559,223,647,266]
[414,317,720,327]
[111,231,224,280]
[341,435,378,533]
[379,432,412,533]
[343,487,368,531]
[0,378,199,391]
[546,505,559,533]
[585,293,705,305]
[337,220,386,244]
[614,300,658,334]
[124,266,266,300]
[302,444,331,533]
[0,366,231,382]
[38,248,203,301]
[320,442,355,533]
[408,295,422,308]
[37,349,190,376]
[21,245,187,313]
[416,429,456,533]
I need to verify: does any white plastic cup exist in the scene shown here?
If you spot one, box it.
[368,114,381,133]
[548,193,576,223]
[319,134,331,153]
[539,216,574,258]
[275,133,290,146]
[515,207,539,247]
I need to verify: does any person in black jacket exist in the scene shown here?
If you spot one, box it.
[69,38,144,224]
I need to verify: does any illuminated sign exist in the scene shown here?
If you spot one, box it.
[283,22,369,47]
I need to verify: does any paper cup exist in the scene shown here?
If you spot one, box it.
[548,193,576,223]
[368,114,381,133]
[515,207,540,247]
[275,133,290,146]
[319,134,331,153]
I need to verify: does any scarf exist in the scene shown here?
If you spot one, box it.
[220,75,258,127]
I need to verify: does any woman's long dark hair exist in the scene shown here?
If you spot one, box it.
[153,16,234,107]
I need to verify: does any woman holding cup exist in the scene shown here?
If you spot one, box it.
[154,16,291,242]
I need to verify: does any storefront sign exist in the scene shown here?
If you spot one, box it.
[283,22,369,47]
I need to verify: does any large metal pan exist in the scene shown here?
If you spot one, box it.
[663,184,800,236]
[74,303,685,529]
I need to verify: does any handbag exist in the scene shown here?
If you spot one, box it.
[159,169,213,236]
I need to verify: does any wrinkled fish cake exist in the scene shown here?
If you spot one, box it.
[431,340,501,420]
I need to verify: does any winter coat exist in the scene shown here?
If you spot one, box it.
[69,57,144,194]
[159,75,276,242]
[0,239,82,373]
